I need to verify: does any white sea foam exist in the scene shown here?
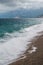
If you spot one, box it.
[0,23,43,65]
[28,46,37,54]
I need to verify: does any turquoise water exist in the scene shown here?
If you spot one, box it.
[0,18,41,38]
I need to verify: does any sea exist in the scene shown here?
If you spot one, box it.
[0,18,43,65]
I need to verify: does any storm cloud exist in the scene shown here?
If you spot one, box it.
[0,0,43,13]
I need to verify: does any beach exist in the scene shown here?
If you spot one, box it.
[9,33,43,65]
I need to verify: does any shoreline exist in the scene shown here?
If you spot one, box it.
[9,33,43,65]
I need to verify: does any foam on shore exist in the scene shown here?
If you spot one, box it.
[0,23,43,65]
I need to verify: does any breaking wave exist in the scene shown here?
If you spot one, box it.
[0,23,43,65]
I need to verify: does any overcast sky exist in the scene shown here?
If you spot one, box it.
[0,0,43,13]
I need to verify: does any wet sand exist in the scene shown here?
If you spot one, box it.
[9,34,43,65]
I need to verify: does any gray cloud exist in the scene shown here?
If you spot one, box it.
[0,0,43,13]
[0,0,11,3]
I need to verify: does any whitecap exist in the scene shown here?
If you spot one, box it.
[0,23,43,65]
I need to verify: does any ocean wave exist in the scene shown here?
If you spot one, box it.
[0,23,43,65]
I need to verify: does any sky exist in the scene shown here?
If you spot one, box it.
[0,0,43,18]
